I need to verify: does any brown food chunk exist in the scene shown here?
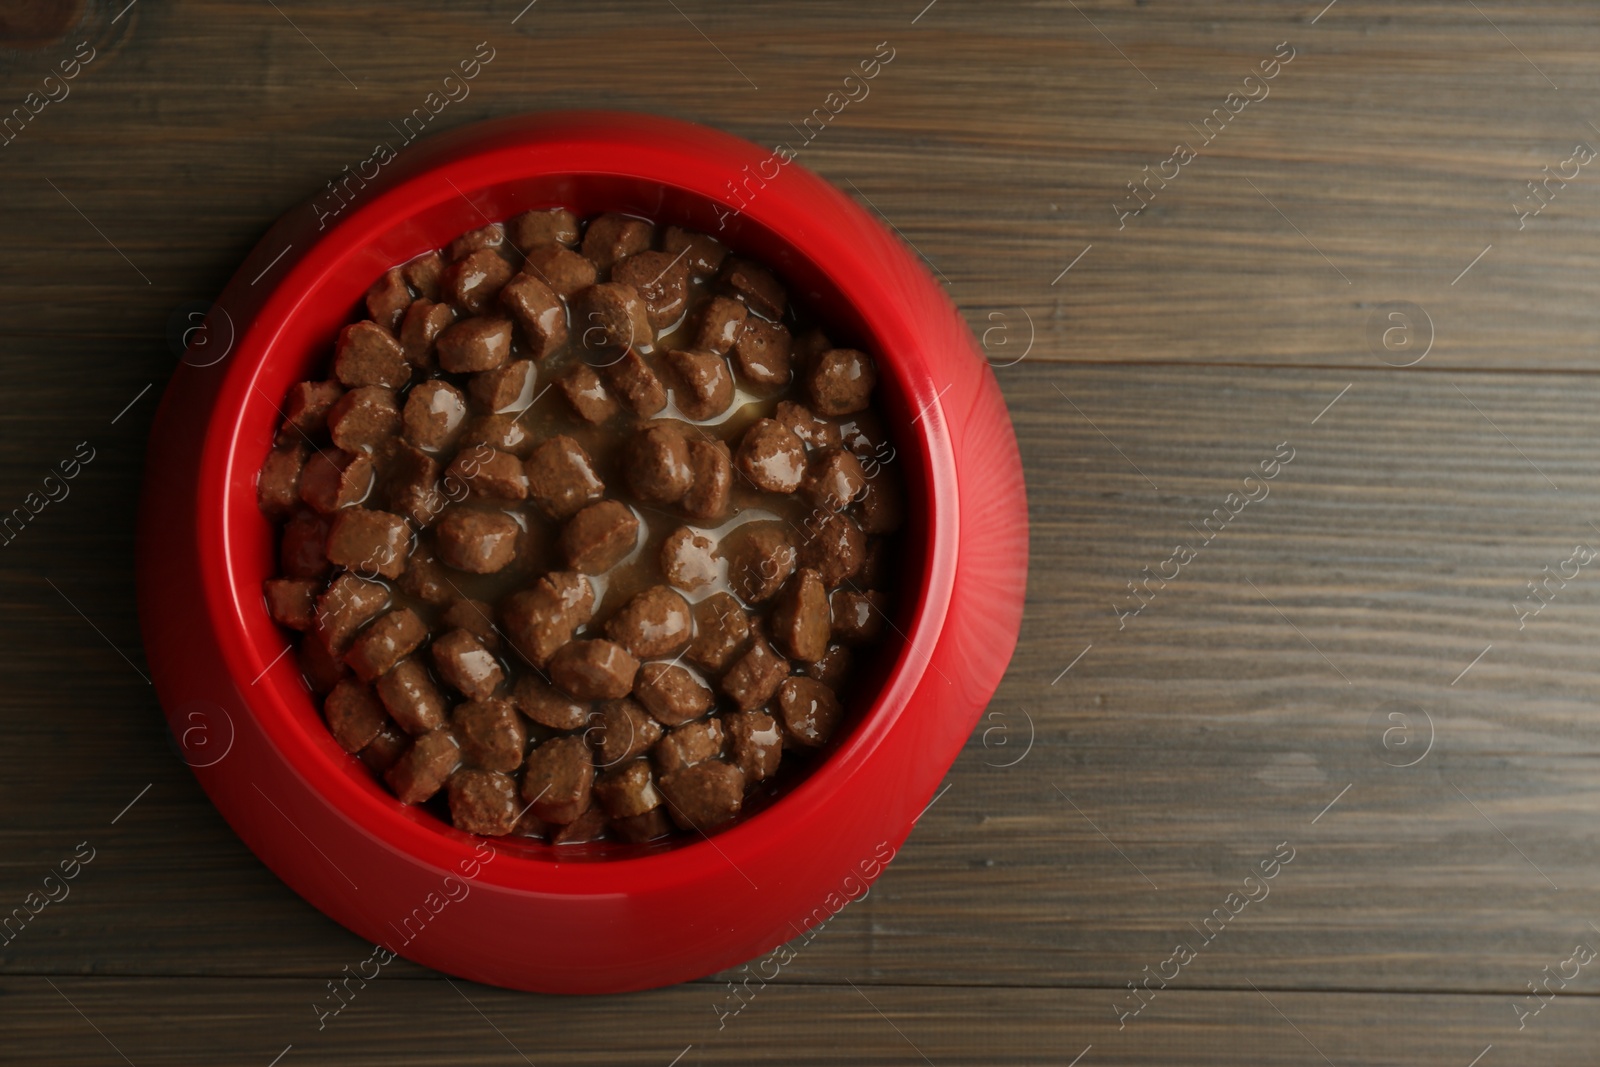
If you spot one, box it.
[399,299,456,369]
[687,593,750,673]
[435,507,520,574]
[722,709,783,783]
[327,386,402,453]
[512,674,588,731]
[523,245,598,299]
[457,413,536,458]
[448,769,520,836]
[560,500,639,574]
[681,438,732,523]
[431,628,505,701]
[587,698,663,767]
[735,419,806,494]
[442,247,513,314]
[441,598,499,650]
[325,507,410,579]
[601,350,668,417]
[652,717,724,776]
[731,318,792,389]
[623,422,693,504]
[775,400,841,450]
[359,723,409,775]
[376,658,448,735]
[382,442,446,528]
[436,317,514,374]
[694,295,748,357]
[776,675,844,747]
[402,380,468,453]
[513,805,551,839]
[345,607,428,682]
[403,251,445,301]
[280,381,344,440]
[662,225,727,280]
[721,633,789,712]
[447,223,505,261]
[806,643,853,689]
[334,322,410,390]
[660,526,718,592]
[858,478,905,534]
[726,521,797,602]
[612,808,673,843]
[593,759,663,819]
[550,639,639,701]
[453,698,527,772]
[508,207,580,250]
[397,547,455,605]
[501,571,595,668]
[299,449,375,514]
[798,512,866,587]
[719,257,786,319]
[522,734,594,823]
[634,662,715,727]
[803,448,868,512]
[658,759,745,831]
[808,348,878,416]
[499,273,569,360]
[551,805,609,844]
[556,365,619,425]
[385,728,461,804]
[324,678,389,753]
[663,348,733,421]
[298,633,348,693]
[469,359,537,415]
[313,574,389,654]
[831,589,886,645]
[257,445,306,518]
[366,267,411,333]
[605,585,692,659]
[264,577,318,631]
[281,512,332,579]
[524,436,604,520]
[581,213,655,272]
[770,568,830,663]
[612,250,690,330]
[445,445,528,502]
[572,283,654,354]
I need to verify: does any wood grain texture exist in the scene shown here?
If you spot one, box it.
[4,0,1600,1063]
[6,978,1599,1067]
[4,1,1600,367]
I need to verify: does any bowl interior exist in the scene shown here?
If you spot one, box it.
[225,169,937,864]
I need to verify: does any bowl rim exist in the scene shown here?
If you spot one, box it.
[195,110,959,891]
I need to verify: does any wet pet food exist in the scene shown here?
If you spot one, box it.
[257,209,904,845]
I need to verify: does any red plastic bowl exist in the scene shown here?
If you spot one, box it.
[137,111,1027,993]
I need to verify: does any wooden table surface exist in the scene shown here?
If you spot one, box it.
[6,0,1600,1063]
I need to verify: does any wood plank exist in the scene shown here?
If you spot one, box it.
[2,1,1599,367]
[5,350,1600,997]
[0,977,1590,1066]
